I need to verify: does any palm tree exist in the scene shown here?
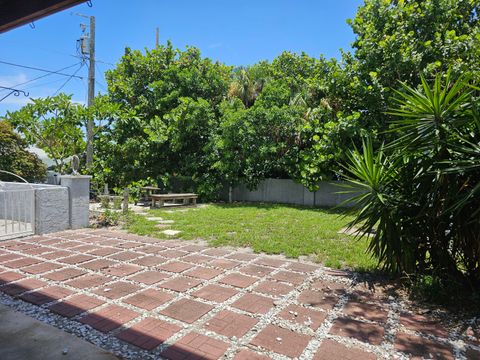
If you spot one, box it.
[228,68,266,108]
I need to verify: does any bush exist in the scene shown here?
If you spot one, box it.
[112,196,122,210]
[343,71,480,289]
[0,120,46,182]
[95,209,121,227]
[98,195,110,209]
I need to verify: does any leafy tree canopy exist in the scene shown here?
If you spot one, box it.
[0,120,46,182]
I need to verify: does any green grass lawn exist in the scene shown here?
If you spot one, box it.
[125,203,376,271]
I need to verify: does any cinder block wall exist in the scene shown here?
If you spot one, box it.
[228,179,362,207]
[1,176,90,235]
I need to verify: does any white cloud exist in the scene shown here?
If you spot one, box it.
[0,73,28,88]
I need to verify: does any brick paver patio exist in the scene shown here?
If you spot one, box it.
[0,229,475,359]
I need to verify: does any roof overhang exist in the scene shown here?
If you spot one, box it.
[0,0,87,33]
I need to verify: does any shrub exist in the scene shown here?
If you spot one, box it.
[0,120,46,182]
[98,195,110,209]
[343,71,480,289]
[112,196,122,210]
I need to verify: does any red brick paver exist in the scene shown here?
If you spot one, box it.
[251,324,311,358]
[132,255,165,267]
[102,263,142,277]
[343,301,388,323]
[2,278,47,296]
[20,285,73,305]
[232,293,274,315]
[313,339,377,360]
[50,294,104,317]
[253,280,294,297]
[94,281,141,300]
[160,298,213,324]
[219,273,258,288]
[124,289,173,310]
[400,313,448,338]
[58,254,95,264]
[160,276,202,292]
[185,266,223,280]
[81,259,117,271]
[44,268,86,281]
[298,289,340,310]
[394,332,453,359]
[239,264,274,277]
[192,284,238,302]
[80,304,138,333]
[278,304,327,330]
[4,257,41,269]
[271,270,306,285]
[0,230,464,360]
[0,271,24,285]
[161,332,229,360]
[330,317,385,345]
[157,261,193,273]
[22,262,62,274]
[65,274,110,289]
[128,270,169,285]
[205,310,257,338]
[116,317,180,350]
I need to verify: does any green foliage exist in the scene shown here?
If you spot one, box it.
[5,94,85,173]
[0,120,46,182]
[112,196,122,210]
[94,209,121,227]
[345,0,480,133]
[98,195,110,209]
[343,71,480,288]
[98,42,231,196]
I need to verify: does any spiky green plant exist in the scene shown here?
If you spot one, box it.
[343,70,480,288]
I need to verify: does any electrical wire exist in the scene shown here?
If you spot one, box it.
[0,60,84,79]
[53,63,85,96]
[0,63,81,94]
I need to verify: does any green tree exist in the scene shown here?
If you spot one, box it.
[5,94,85,173]
[344,0,480,133]
[0,120,46,182]
[101,42,231,193]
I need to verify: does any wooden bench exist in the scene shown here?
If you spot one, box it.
[150,193,198,208]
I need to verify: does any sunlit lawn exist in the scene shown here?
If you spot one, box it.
[125,203,376,271]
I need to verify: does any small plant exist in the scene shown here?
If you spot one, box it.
[96,209,121,227]
[112,196,122,210]
[99,195,110,209]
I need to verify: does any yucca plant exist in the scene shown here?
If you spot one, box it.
[343,70,480,288]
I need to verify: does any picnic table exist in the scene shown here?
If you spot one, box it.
[150,193,198,207]
[137,186,163,205]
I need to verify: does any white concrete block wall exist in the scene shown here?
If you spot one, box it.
[1,176,91,235]
[230,179,362,207]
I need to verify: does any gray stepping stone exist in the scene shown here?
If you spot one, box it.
[162,229,181,236]
[158,220,175,224]
[146,217,164,221]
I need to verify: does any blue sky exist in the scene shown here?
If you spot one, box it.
[0,0,363,115]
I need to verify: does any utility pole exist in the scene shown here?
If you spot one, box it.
[155,27,159,48]
[86,15,95,167]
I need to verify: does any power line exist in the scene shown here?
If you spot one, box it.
[53,63,85,96]
[95,80,108,92]
[0,63,81,93]
[0,60,84,79]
